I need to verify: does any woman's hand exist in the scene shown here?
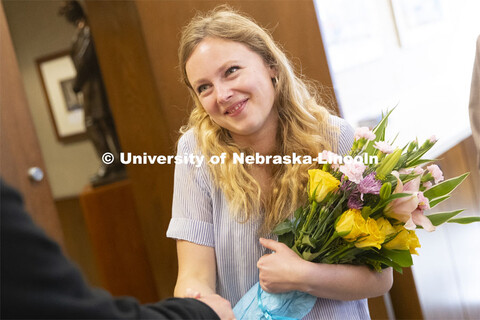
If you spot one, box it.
[257,238,306,293]
[198,294,236,320]
[257,238,393,300]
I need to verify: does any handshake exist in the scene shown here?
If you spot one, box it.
[185,288,236,320]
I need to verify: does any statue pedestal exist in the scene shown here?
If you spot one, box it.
[80,180,158,303]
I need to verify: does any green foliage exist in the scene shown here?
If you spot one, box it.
[424,173,469,201]
[445,216,480,224]
[426,210,464,226]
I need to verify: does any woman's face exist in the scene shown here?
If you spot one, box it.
[186,37,277,142]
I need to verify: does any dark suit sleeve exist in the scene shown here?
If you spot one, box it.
[0,180,219,320]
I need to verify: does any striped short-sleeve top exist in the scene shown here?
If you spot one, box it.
[167,115,371,319]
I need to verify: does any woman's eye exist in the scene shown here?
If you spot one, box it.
[226,66,239,76]
[197,84,209,94]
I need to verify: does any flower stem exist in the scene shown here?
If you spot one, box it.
[295,202,318,249]
[324,243,354,263]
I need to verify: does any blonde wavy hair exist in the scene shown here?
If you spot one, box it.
[178,6,336,234]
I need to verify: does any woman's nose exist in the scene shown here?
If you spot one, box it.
[215,83,233,104]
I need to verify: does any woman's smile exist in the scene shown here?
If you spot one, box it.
[224,98,248,116]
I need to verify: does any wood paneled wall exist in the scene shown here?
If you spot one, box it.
[55,196,101,287]
[85,1,175,299]
[85,0,335,299]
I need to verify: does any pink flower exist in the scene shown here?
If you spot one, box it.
[429,135,437,143]
[403,175,421,193]
[427,164,444,184]
[399,168,414,175]
[354,127,376,141]
[320,150,341,169]
[339,162,366,184]
[409,192,435,231]
[411,209,436,232]
[385,172,436,232]
[374,141,394,154]
[413,167,424,175]
[384,171,420,223]
[423,181,433,189]
[417,192,430,210]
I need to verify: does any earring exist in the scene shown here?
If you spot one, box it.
[272,76,279,86]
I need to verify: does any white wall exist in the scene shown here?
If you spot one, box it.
[3,0,100,198]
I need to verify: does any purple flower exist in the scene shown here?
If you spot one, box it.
[358,172,382,200]
[348,189,363,209]
[340,176,355,191]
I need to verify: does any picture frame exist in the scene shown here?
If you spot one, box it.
[36,50,86,142]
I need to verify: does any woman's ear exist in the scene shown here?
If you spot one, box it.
[269,65,278,79]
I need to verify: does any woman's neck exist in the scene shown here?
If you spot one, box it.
[230,111,279,155]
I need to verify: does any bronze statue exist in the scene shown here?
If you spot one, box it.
[59,1,126,187]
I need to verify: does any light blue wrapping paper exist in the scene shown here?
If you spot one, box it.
[233,282,316,320]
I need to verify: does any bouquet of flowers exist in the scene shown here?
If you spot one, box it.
[233,110,479,320]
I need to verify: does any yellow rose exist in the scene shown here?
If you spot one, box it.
[408,230,421,255]
[308,169,340,202]
[384,225,421,254]
[376,218,396,239]
[355,218,385,249]
[335,209,366,241]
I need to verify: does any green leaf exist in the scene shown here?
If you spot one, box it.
[301,235,316,248]
[336,230,351,237]
[364,108,396,156]
[380,249,413,268]
[429,195,450,208]
[292,245,301,257]
[407,159,437,167]
[278,232,295,248]
[273,220,293,235]
[364,251,403,273]
[447,216,480,224]
[423,173,469,201]
[405,150,434,168]
[426,209,464,226]
[302,249,323,262]
[388,193,412,201]
[361,206,372,219]
[294,207,303,219]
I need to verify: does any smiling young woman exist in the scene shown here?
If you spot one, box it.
[166,6,392,319]
[185,37,278,146]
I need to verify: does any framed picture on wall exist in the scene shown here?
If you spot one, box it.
[36,50,86,142]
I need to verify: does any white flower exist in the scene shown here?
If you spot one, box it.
[339,162,366,184]
[373,141,394,154]
[354,127,376,141]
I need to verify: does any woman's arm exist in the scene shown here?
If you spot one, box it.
[257,238,393,301]
[174,240,217,298]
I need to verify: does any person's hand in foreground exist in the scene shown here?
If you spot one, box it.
[186,289,236,320]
